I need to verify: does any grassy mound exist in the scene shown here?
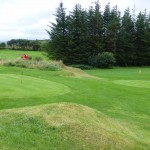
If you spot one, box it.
[0,103,142,150]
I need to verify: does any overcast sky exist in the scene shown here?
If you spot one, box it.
[0,0,149,42]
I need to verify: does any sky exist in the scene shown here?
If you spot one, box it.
[0,0,150,42]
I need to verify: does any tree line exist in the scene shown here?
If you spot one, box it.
[6,39,49,51]
[47,2,150,66]
[0,42,6,49]
[7,39,41,51]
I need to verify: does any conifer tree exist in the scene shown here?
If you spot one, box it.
[87,1,104,56]
[117,8,136,65]
[135,11,150,65]
[109,6,121,53]
[67,4,88,64]
[46,2,68,61]
[103,3,111,52]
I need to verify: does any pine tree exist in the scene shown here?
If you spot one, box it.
[103,3,111,52]
[103,4,120,53]
[67,4,88,64]
[135,11,150,65]
[87,1,104,56]
[117,8,136,65]
[109,5,121,53]
[145,13,150,65]
[46,2,68,62]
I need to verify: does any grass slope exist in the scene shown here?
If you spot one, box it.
[0,103,145,150]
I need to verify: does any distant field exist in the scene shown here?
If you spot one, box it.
[0,50,150,149]
[0,49,48,60]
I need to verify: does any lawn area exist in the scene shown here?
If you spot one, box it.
[0,49,47,60]
[0,51,149,149]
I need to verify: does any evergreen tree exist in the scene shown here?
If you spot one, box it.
[46,2,68,61]
[145,13,150,65]
[135,11,150,65]
[87,1,104,56]
[109,6,121,53]
[67,4,88,64]
[117,8,136,65]
[103,4,120,53]
[103,3,111,52]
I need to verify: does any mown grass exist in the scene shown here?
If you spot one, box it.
[0,74,70,98]
[0,50,149,149]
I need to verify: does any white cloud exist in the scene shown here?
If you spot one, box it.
[0,0,149,41]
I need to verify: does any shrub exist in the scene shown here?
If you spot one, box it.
[89,52,116,68]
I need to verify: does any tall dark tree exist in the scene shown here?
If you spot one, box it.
[109,5,121,53]
[135,11,150,65]
[117,8,136,65]
[46,2,68,61]
[87,1,104,56]
[103,4,121,54]
[145,13,150,65]
[67,4,88,64]
[103,3,111,52]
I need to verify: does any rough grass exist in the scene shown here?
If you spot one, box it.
[64,66,101,79]
[0,103,144,150]
[1,59,63,71]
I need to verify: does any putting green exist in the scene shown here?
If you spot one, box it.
[113,80,150,89]
[0,74,70,98]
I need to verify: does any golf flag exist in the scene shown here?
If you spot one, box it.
[22,54,28,60]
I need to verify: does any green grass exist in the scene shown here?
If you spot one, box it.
[0,49,47,60]
[113,80,150,88]
[0,103,144,150]
[0,51,150,149]
[0,74,70,99]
